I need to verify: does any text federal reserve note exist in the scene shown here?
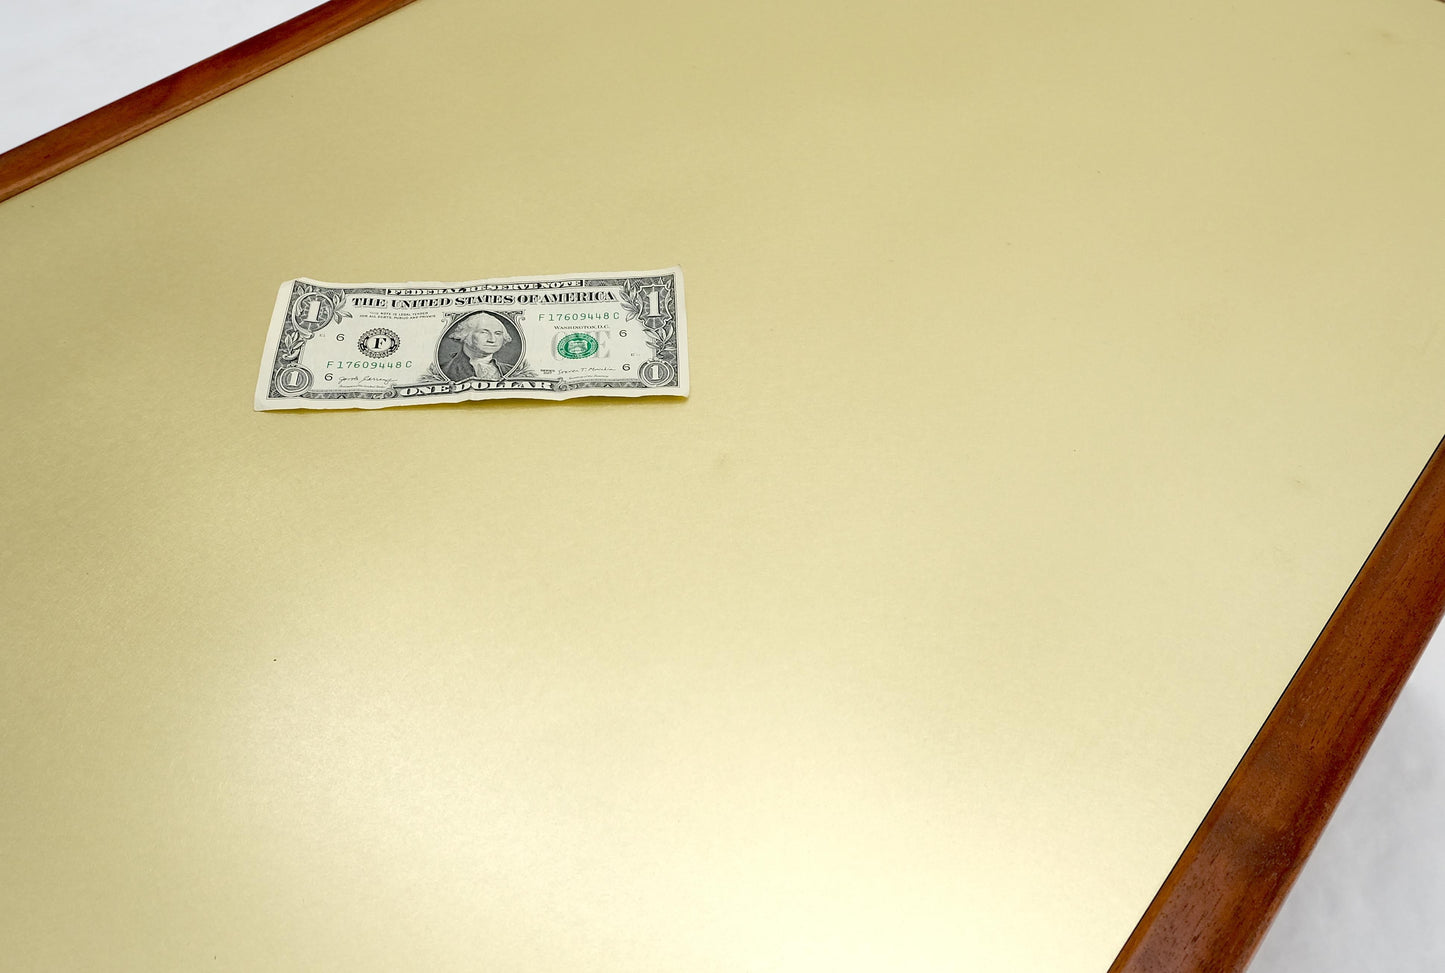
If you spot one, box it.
[254,267,687,410]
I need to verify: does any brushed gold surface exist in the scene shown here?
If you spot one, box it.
[3,0,1445,969]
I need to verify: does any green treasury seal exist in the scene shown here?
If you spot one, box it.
[557,332,599,359]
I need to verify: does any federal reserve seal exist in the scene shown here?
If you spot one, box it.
[557,332,599,359]
[358,328,401,359]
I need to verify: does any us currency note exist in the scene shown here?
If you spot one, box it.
[254,267,687,410]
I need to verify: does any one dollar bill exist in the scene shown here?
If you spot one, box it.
[255,267,688,410]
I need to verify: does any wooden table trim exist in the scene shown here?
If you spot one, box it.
[6,6,1445,968]
[0,0,421,204]
[1110,434,1445,973]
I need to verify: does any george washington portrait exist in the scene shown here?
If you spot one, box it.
[438,310,523,382]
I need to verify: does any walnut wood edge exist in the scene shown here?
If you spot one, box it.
[0,0,421,204]
[1110,433,1445,973]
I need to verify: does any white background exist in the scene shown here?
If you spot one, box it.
[0,0,316,152]
[1248,631,1445,972]
[2,3,1442,968]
